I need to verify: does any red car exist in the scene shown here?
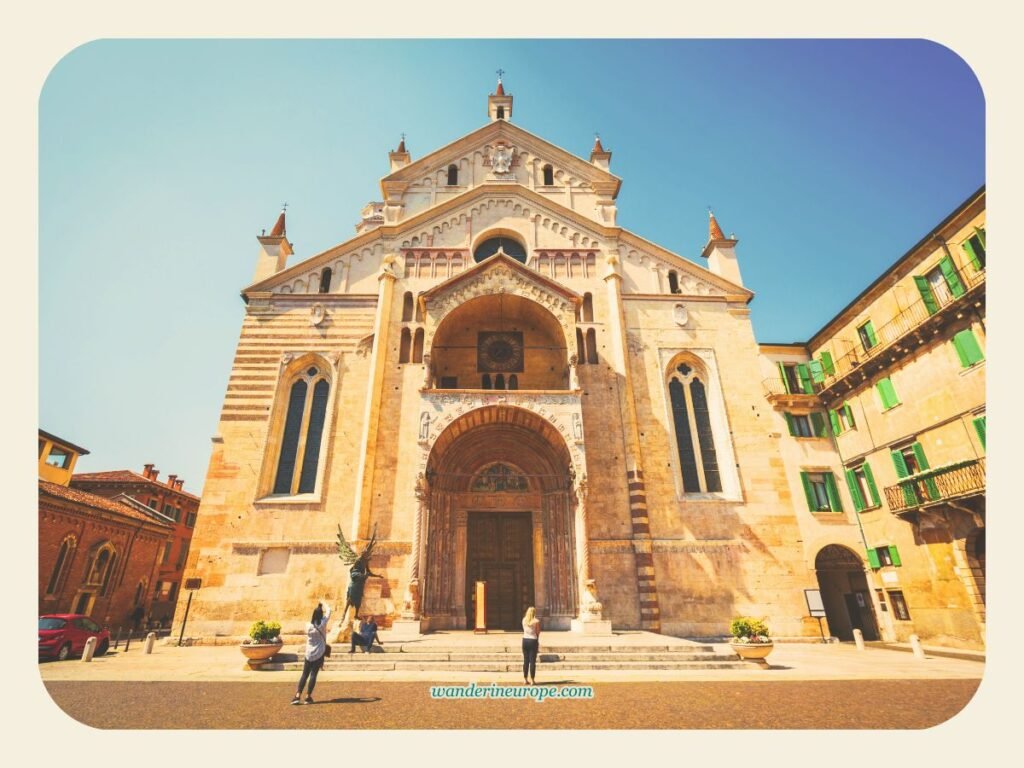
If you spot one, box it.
[39,614,110,661]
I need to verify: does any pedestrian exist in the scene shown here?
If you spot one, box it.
[348,615,384,654]
[522,606,540,685]
[292,600,332,705]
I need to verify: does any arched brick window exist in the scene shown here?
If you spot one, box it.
[46,535,76,596]
[667,361,722,493]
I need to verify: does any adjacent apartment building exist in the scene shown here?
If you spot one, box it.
[760,186,985,649]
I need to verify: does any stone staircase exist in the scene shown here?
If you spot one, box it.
[261,633,747,673]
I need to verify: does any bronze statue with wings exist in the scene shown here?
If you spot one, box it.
[336,523,381,616]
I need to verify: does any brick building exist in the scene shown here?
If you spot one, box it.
[39,431,173,629]
[71,465,200,625]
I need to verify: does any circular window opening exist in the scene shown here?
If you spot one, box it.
[473,236,527,264]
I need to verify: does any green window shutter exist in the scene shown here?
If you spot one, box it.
[829,409,842,436]
[975,227,986,249]
[810,412,827,437]
[912,442,940,500]
[939,255,966,298]
[867,548,881,569]
[809,359,825,384]
[973,416,986,450]
[864,320,878,348]
[862,462,881,506]
[891,449,910,478]
[888,545,902,567]
[914,276,940,315]
[961,238,981,271]
[796,363,814,394]
[912,442,931,471]
[845,469,865,512]
[823,472,843,512]
[777,362,791,394]
[799,472,817,512]
[842,402,856,428]
[877,377,900,409]
[784,413,797,437]
[821,351,835,376]
[952,329,984,367]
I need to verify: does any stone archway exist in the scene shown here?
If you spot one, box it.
[814,544,879,642]
[421,405,579,630]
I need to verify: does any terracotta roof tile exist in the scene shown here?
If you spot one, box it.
[72,470,200,501]
[709,210,726,241]
[269,210,286,237]
[495,80,505,96]
[39,480,173,527]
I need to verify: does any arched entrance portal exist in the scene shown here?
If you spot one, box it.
[815,544,880,641]
[423,406,579,630]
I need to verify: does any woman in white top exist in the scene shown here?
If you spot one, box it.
[292,601,332,705]
[521,606,541,685]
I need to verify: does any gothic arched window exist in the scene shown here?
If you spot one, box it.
[46,535,76,596]
[447,164,459,185]
[402,292,414,322]
[582,293,594,323]
[667,361,722,493]
[272,364,331,495]
[399,328,412,364]
[576,328,586,363]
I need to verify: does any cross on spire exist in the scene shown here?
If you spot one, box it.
[496,68,505,81]
[281,202,288,213]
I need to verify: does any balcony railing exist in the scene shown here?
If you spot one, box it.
[761,376,821,401]
[815,262,985,398]
[883,458,985,514]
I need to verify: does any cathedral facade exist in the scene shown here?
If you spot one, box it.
[175,82,839,642]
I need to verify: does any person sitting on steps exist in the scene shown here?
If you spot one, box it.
[349,616,383,654]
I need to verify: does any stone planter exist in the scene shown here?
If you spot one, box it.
[730,641,774,665]
[240,640,283,668]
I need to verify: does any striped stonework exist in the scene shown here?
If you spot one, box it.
[627,468,661,632]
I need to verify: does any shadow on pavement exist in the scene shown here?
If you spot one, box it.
[318,696,382,705]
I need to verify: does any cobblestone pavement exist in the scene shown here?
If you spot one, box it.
[42,679,981,729]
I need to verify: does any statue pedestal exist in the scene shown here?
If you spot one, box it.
[390,619,423,638]
[571,618,613,636]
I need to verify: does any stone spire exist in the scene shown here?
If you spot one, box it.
[254,205,293,283]
[389,133,411,172]
[701,209,742,287]
[590,133,612,170]
[708,209,725,241]
[488,70,513,122]
[269,207,286,237]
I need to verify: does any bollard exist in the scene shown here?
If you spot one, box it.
[909,634,926,660]
[852,628,865,650]
[114,627,122,650]
[82,636,97,662]
[144,632,157,654]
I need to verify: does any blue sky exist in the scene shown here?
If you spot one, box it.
[39,39,984,493]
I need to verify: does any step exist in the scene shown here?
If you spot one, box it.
[386,644,717,654]
[269,659,750,673]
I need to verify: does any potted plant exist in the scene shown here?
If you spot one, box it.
[729,616,774,664]
[240,620,283,667]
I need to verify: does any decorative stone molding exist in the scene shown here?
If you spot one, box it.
[425,263,576,349]
[418,391,586,478]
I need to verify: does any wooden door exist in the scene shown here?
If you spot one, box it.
[466,512,534,630]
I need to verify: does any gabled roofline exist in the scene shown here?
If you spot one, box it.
[380,120,622,196]
[243,184,746,301]
[419,250,582,312]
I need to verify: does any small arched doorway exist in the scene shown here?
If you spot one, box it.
[423,405,579,630]
[814,544,879,641]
